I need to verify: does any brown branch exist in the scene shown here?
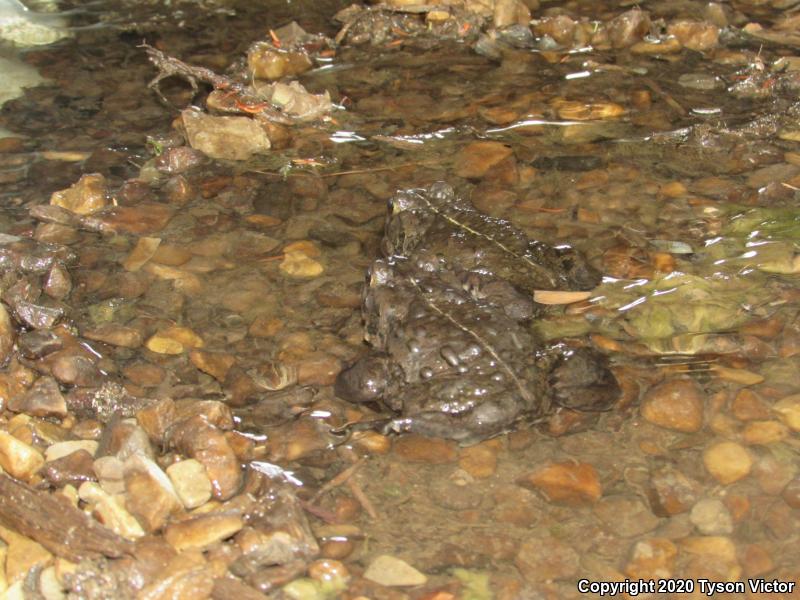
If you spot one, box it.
[0,474,134,562]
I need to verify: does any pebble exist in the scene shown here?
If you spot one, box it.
[0,526,52,585]
[689,498,733,535]
[772,394,800,431]
[95,203,175,236]
[122,236,161,272]
[703,441,753,485]
[93,455,125,494]
[514,536,579,582]
[41,448,96,486]
[0,304,14,364]
[8,375,66,418]
[0,430,44,481]
[124,454,183,532]
[742,420,789,445]
[169,415,242,500]
[731,389,771,421]
[593,495,660,537]
[646,466,701,517]
[136,397,178,444]
[667,20,720,52]
[458,441,500,479]
[518,461,602,505]
[189,350,236,382]
[363,555,427,587]
[552,100,626,121]
[624,538,677,579]
[453,141,513,179]
[247,42,312,80]
[49,173,108,215]
[640,378,704,432]
[279,250,324,278]
[83,324,143,348]
[45,440,98,462]
[165,513,244,552]
[146,326,204,355]
[679,536,740,580]
[181,109,271,161]
[607,8,650,48]
[393,435,457,464]
[79,481,145,540]
[166,459,213,509]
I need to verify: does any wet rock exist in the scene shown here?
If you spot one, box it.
[42,448,96,486]
[190,350,236,382]
[280,250,324,278]
[453,141,513,179]
[0,430,44,481]
[165,513,244,552]
[458,441,500,479]
[122,236,161,272]
[263,81,332,121]
[91,203,175,236]
[17,329,62,359]
[44,264,72,299]
[174,400,234,431]
[8,375,66,418]
[136,397,177,444]
[607,9,650,48]
[167,459,213,509]
[781,477,800,509]
[515,536,579,582]
[45,440,98,462]
[646,466,701,517]
[429,475,483,511]
[772,394,800,431]
[45,347,101,387]
[679,536,740,580]
[0,303,15,363]
[146,326,204,355]
[169,415,242,501]
[49,173,109,215]
[703,441,753,485]
[124,454,183,532]
[78,481,145,540]
[155,146,205,174]
[625,538,677,579]
[552,100,626,121]
[742,420,788,445]
[93,455,125,494]
[138,549,215,599]
[667,20,719,52]
[493,0,530,28]
[182,109,271,161]
[83,324,143,348]
[393,436,458,464]
[689,498,733,535]
[0,526,52,585]
[518,461,602,505]
[101,419,154,461]
[640,378,704,433]
[731,389,771,421]
[593,495,660,537]
[363,555,427,587]
[247,42,313,80]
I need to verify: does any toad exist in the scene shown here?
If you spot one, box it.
[335,182,619,445]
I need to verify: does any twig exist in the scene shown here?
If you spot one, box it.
[310,458,365,503]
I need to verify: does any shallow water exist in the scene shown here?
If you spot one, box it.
[1,0,800,598]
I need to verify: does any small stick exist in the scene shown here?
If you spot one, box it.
[347,477,379,520]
